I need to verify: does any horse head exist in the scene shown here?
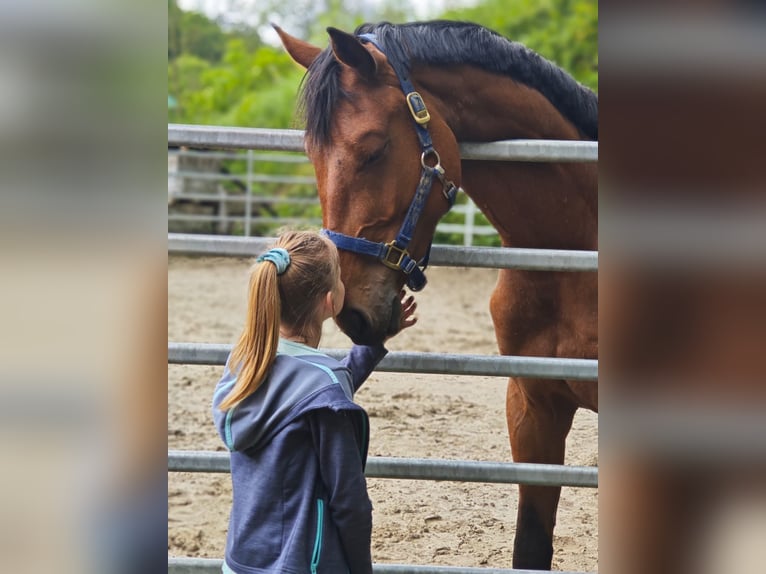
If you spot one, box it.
[277,25,462,345]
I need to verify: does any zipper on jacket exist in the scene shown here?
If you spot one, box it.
[310,498,324,574]
[359,414,369,469]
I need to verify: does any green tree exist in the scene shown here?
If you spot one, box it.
[180,10,227,62]
[169,38,306,128]
[168,0,228,62]
[168,0,182,60]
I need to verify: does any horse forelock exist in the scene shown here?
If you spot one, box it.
[298,48,346,149]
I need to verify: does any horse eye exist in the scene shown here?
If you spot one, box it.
[362,142,389,167]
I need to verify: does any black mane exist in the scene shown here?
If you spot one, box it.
[298,20,598,145]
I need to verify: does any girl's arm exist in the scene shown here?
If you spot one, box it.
[308,409,373,574]
[340,291,417,392]
[340,344,387,392]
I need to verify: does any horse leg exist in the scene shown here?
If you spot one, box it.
[507,379,577,570]
[490,270,582,568]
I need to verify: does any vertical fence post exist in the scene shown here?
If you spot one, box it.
[245,150,253,237]
[167,150,179,204]
[464,198,476,247]
[216,183,228,234]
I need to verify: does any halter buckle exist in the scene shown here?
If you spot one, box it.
[381,241,409,271]
[406,92,430,125]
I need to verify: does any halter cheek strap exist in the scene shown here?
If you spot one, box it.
[319,33,461,292]
[321,229,425,285]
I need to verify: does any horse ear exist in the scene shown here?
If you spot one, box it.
[273,24,321,69]
[327,27,377,80]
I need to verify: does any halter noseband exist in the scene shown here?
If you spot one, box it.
[320,33,462,292]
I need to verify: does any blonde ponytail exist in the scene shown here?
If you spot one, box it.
[218,261,281,411]
[217,231,339,411]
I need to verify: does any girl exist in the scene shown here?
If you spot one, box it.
[212,230,416,574]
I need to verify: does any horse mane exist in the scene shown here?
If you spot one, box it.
[298,20,598,145]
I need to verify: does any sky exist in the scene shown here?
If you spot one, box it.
[177,0,478,28]
[177,0,479,45]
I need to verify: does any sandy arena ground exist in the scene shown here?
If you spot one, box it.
[168,255,598,571]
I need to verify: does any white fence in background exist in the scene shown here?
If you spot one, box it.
[168,147,495,245]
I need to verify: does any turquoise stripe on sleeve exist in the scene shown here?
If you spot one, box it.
[310,498,324,574]
[224,407,236,451]
[294,357,340,386]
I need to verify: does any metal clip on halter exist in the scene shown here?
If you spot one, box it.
[406,92,431,125]
[381,241,409,270]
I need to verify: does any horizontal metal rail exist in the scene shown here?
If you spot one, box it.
[171,169,316,185]
[168,450,598,488]
[169,148,310,162]
[168,124,598,162]
[459,139,598,162]
[436,223,497,236]
[168,556,593,574]
[168,193,320,205]
[168,215,321,225]
[168,342,598,381]
[168,233,598,272]
[169,124,306,152]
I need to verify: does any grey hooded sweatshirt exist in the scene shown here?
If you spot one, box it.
[212,339,387,574]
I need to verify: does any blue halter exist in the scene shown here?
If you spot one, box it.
[320,33,461,292]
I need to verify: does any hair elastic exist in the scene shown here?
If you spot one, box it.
[256,248,291,275]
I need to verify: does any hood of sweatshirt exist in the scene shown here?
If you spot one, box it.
[212,339,360,453]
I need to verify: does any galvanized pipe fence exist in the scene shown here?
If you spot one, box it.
[169,342,597,381]
[169,450,597,488]
[169,233,598,272]
[168,124,599,162]
[167,125,597,243]
[168,124,598,574]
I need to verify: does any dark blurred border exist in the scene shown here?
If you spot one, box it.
[0,1,167,573]
[3,0,765,572]
[600,3,766,573]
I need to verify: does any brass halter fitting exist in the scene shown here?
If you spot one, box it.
[406,91,431,125]
[381,241,410,270]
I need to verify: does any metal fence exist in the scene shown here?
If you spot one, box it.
[169,342,597,380]
[168,147,497,244]
[168,124,599,161]
[168,124,597,244]
[169,233,598,272]
[169,450,597,487]
[168,125,598,574]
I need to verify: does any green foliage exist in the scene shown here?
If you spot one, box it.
[169,0,227,62]
[169,39,305,127]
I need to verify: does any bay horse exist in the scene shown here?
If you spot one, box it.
[276,20,597,570]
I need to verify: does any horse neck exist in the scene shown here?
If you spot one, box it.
[416,65,598,250]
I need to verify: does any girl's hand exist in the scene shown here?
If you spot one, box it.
[398,290,417,332]
[385,291,417,342]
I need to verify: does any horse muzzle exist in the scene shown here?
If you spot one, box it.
[336,295,401,346]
